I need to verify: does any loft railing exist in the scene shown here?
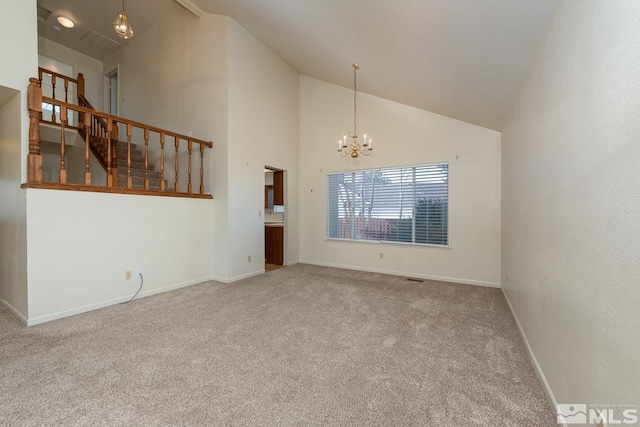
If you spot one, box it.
[25,70,213,199]
[38,67,83,128]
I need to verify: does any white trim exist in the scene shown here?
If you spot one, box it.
[299,260,500,288]
[26,276,217,326]
[326,237,451,250]
[0,297,28,324]
[501,287,560,422]
[284,260,299,267]
[326,160,450,175]
[211,269,265,284]
[175,0,206,18]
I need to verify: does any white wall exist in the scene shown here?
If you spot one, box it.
[107,13,227,136]
[502,0,640,409]
[106,13,300,283]
[0,0,38,319]
[106,12,229,278]
[227,19,300,280]
[299,76,501,286]
[18,11,226,323]
[0,92,28,320]
[0,0,37,184]
[38,37,104,109]
[25,189,214,325]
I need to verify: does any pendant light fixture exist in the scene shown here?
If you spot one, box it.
[113,0,134,40]
[338,63,373,158]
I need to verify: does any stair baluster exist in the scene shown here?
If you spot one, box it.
[106,118,113,187]
[126,123,133,190]
[50,74,57,124]
[160,133,166,192]
[111,126,119,186]
[84,111,91,185]
[59,105,67,184]
[144,128,150,190]
[188,140,193,194]
[174,137,180,193]
[200,144,205,194]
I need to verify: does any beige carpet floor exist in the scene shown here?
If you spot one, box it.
[0,264,555,426]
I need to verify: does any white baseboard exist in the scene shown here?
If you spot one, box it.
[0,297,28,324]
[501,287,560,423]
[135,275,218,299]
[299,260,500,288]
[211,269,265,284]
[26,276,217,326]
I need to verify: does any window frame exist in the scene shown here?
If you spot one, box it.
[326,162,450,248]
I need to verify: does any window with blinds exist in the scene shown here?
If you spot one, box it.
[327,164,448,246]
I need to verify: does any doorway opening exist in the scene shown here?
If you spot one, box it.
[264,166,285,271]
[105,67,118,116]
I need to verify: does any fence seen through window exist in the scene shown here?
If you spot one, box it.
[327,164,448,246]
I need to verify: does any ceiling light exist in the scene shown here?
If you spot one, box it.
[56,16,75,29]
[113,0,134,40]
[338,64,373,158]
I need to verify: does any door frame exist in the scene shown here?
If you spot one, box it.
[264,166,286,265]
[103,66,119,116]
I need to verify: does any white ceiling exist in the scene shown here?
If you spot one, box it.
[36,0,558,131]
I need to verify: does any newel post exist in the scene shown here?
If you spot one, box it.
[77,73,85,100]
[27,78,42,184]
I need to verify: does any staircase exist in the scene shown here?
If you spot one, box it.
[29,68,212,197]
[115,141,166,190]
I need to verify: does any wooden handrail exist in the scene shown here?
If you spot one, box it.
[27,72,213,198]
[39,68,79,85]
[38,67,84,131]
[38,67,84,107]
[62,96,212,148]
[78,93,94,109]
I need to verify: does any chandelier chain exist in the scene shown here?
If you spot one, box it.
[353,65,358,137]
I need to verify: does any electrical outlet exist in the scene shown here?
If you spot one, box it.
[136,268,143,278]
[125,270,132,280]
[379,252,384,259]
[248,255,252,262]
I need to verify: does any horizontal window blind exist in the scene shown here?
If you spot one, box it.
[327,164,448,246]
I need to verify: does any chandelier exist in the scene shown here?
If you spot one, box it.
[113,0,134,39]
[338,64,372,158]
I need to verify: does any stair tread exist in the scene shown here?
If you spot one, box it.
[85,137,190,192]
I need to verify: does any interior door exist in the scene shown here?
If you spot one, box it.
[105,68,119,116]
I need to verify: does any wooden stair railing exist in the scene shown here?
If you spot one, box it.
[37,68,83,129]
[25,71,213,198]
[77,93,119,187]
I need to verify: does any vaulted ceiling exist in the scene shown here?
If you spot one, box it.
[36,0,558,131]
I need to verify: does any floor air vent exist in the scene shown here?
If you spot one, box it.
[406,278,425,283]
